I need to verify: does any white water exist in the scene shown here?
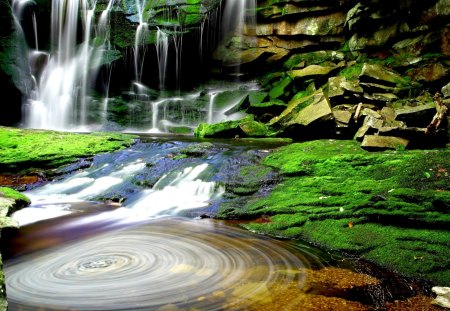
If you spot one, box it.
[19,0,116,130]
[12,161,223,226]
[156,28,169,89]
[222,0,256,38]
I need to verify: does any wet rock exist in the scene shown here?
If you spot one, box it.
[432,286,450,309]
[332,106,353,126]
[361,135,409,150]
[394,100,437,128]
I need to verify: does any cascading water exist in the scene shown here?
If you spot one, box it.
[156,28,169,89]
[18,0,116,131]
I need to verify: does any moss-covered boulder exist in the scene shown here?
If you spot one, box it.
[217,139,450,285]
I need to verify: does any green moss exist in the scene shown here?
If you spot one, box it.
[0,187,30,205]
[0,127,136,173]
[222,139,450,284]
[338,63,363,79]
[269,76,292,99]
[194,116,254,138]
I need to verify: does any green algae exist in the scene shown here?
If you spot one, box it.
[217,139,450,284]
[0,127,136,173]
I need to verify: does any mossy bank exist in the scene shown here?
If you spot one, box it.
[0,127,137,174]
[217,139,450,285]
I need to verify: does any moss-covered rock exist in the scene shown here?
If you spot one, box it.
[0,127,136,173]
[0,187,31,310]
[217,139,450,285]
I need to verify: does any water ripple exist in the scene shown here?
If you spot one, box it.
[5,218,313,310]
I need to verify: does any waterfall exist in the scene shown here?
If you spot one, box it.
[17,0,116,131]
[222,0,256,37]
[156,28,169,90]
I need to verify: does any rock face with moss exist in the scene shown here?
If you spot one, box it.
[0,187,31,310]
[207,0,450,147]
[216,139,450,285]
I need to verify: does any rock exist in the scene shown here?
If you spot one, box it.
[247,100,287,122]
[269,90,333,127]
[194,115,254,138]
[360,63,410,86]
[287,65,337,80]
[275,12,346,36]
[239,121,268,137]
[409,63,448,82]
[442,82,450,98]
[349,23,399,50]
[269,76,292,99]
[332,106,353,126]
[361,135,409,150]
[327,76,363,98]
[394,100,437,128]
[432,286,450,309]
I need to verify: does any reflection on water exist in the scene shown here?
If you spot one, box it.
[5,216,318,311]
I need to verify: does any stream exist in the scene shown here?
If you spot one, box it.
[2,137,436,310]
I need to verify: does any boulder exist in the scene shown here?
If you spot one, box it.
[409,63,448,82]
[327,76,363,98]
[361,135,409,150]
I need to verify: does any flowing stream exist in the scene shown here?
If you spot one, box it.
[2,138,434,310]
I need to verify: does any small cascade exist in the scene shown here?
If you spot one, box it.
[134,0,149,84]
[207,91,218,124]
[125,163,224,218]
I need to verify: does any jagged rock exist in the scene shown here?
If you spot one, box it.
[287,65,337,79]
[349,23,399,50]
[394,101,437,128]
[327,76,363,98]
[275,12,346,36]
[269,90,333,127]
[360,63,410,86]
[361,135,409,150]
[432,286,450,309]
[332,106,353,126]
[363,92,398,102]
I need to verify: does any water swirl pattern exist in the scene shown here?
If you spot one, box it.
[5,218,311,310]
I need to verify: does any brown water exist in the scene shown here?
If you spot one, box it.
[2,205,439,311]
